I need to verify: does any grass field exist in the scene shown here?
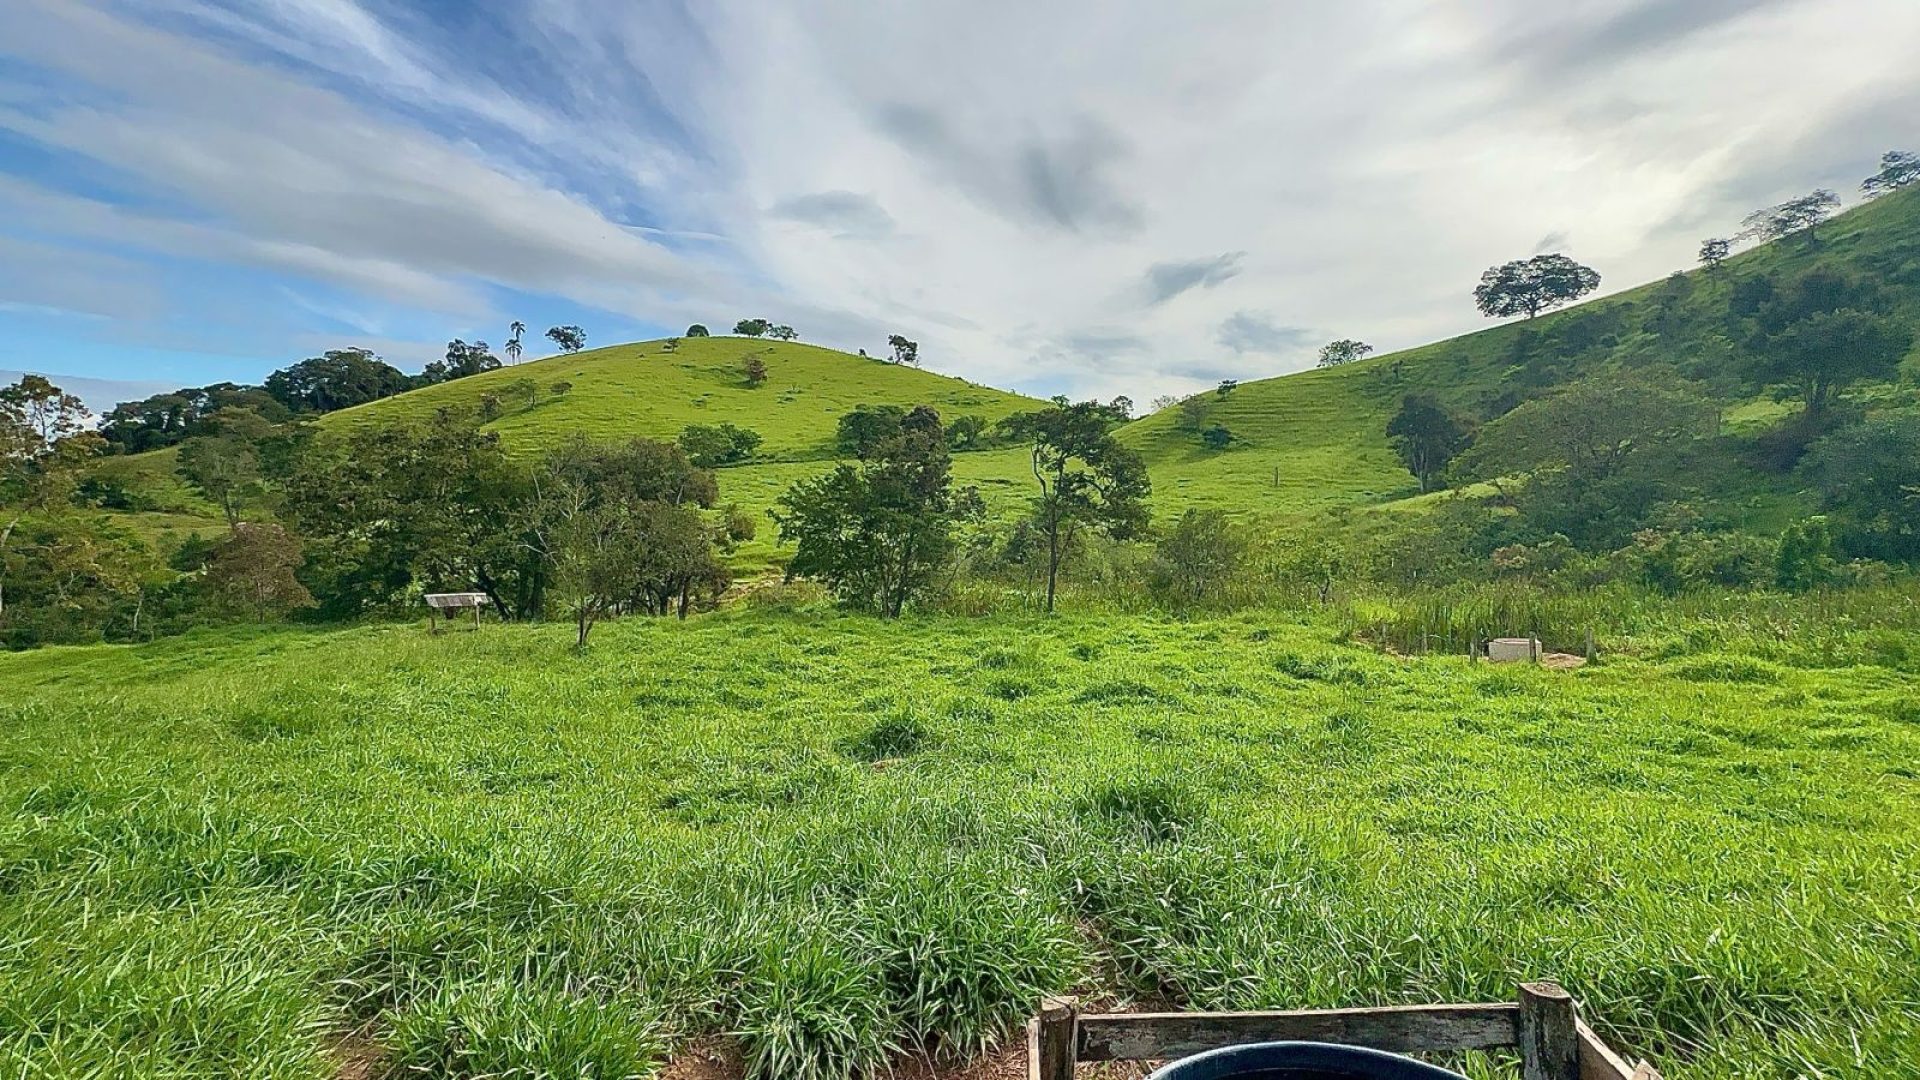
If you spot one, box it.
[2,603,1915,1079]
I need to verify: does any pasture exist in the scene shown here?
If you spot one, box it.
[1,605,1914,1078]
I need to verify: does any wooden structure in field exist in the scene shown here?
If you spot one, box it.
[1029,982,1660,1080]
[425,592,489,633]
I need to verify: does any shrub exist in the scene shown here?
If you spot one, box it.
[678,423,762,467]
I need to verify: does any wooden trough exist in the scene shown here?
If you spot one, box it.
[424,591,489,633]
[1028,982,1660,1080]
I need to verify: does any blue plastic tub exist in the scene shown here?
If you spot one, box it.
[1146,1041,1470,1080]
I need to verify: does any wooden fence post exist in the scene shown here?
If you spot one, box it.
[1518,982,1578,1080]
[1031,996,1079,1080]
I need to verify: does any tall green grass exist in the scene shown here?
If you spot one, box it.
[1,608,1915,1078]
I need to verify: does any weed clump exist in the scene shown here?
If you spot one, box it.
[1077,778,1202,844]
[385,981,660,1079]
[842,714,932,761]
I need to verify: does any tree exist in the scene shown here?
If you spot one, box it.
[1002,400,1151,612]
[176,409,277,526]
[1741,190,1841,246]
[1739,269,1912,419]
[2,376,103,618]
[1317,339,1374,367]
[1754,309,1911,419]
[1149,395,1179,414]
[422,340,501,383]
[835,405,909,458]
[200,524,314,621]
[1698,238,1732,271]
[1862,150,1920,198]
[1459,373,1713,482]
[1386,394,1471,492]
[1473,254,1601,320]
[742,355,769,388]
[282,413,537,618]
[265,349,412,414]
[1801,416,1920,562]
[505,321,526,364]
[1107,396,1134,420]
[1200,424,1233,450]
[686,324,710,337]
[1175,396,1208,433]
[545,325,587,354]
[100,383,288,452]
[733,319,770,337]
[887,335,920,366]
[523,437,726,642]
[776,406,971,616]
[768,324,799,341]
[947,414,989,450]
[1215,379,1238,398]
[676,423,762,467]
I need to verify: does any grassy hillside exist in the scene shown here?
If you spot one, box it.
[325,338,1040,461]
[1124,184,1920,517]
[2,603,1915,1077]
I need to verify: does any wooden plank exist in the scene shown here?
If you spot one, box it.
[1025,1019,1042,1080]
[1519,983,1580,1080]
[1575,1019,1636,1080]
[1075,1002,1520,1062]
[1033,996,1078,1080]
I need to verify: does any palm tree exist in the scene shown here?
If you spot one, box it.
[505,321,526,364]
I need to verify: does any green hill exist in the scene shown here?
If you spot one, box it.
[1124,184,1920,520]
[324,337,1040,460]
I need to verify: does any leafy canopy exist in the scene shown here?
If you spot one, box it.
[1473,254,1601,320]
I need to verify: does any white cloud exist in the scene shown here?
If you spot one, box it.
[2,0,1918,401]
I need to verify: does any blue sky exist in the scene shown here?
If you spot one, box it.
[2,0,1918,411]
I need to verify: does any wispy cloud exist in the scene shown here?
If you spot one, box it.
[1,0,1917,399]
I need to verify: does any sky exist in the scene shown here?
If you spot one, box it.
[1,0,1917,410]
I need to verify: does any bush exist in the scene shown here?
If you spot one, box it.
[677,423,762,467]
[1148,509,1249,607]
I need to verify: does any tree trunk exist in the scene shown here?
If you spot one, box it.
[1044,515,1061,614]
[0,512,20,618]
[576,604,592,647]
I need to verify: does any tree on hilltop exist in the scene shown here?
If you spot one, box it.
[1862,150,1919,198]
[1473,254,1601,320]
[505,321,526,363]
[1317,339,1374,367]
[545,325,587,354]
[1741,190,1841,247]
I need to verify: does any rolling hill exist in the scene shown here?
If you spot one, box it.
[1122,183,1920,519]
[87,184,1920,566]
